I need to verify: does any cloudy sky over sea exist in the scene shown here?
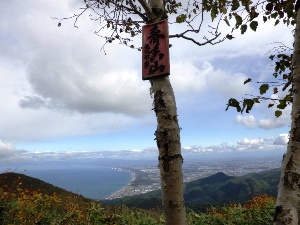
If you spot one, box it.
[0,0,292,162]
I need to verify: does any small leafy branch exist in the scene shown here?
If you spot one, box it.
[222,0,295,118]
[226,43,293,117]
[52,0,297,54]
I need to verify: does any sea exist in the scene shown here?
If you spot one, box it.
[0,150,285,200]
[0,159,132,200]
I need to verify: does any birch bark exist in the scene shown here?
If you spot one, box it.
[152,77,187,225]
[144,0,187,224]
[274,6,300,225]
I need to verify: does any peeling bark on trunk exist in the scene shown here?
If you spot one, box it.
[152,76,187,225]
[274,8,300,225]
[143,1,187,224]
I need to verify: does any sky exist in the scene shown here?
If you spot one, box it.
[0,0,293,162]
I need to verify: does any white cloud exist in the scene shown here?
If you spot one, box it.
[235,104,291,129]
[236,138,266,150]
[236,115,257,128]
[0,0,154,143]
[184,133,288,153]
[0,133,288,162]
[0,140,27,160]
[9,3,150,116]
[0,0,292,152]
[272,133,289,145]
[171,61,252,98]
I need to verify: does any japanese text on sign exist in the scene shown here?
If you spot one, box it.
[142,20,170,80]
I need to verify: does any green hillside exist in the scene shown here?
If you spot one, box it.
[103,168,281,211]
[0,172,87,199]
[0,171,277,224]
[0,172,163,224]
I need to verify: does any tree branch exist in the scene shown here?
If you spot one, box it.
[137,0,153,18]
[169,32,225,46]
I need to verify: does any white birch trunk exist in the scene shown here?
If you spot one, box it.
[152,76,187,225]
[143,0,187,224]
[274,8,300,225]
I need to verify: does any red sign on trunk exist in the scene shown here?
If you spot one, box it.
[142,20,170,80]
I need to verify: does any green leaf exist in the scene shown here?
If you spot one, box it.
[284,95,293,102]
[271,12,278,19]
[266,3,273,11]
[226,98,241,112]
[263,16,268,23]
[241,24,247,34]
[275,110,282,117]
[250,7,259,20]
[259,84,269,95]
[176,14,187,23]
[242,0,252,12]
[242,99,255,113]
[277,100,287,109]
[226,34,234,40]
[250,21,258,31]
[224,16,230,26]
[232,0,240,11]
[274,3,283,11]
[275,19,280,26]
[253,98,260,103]
[278,11,284,18]
[234,14,243,27]
[211,4,219,21]
[220,7,227,14]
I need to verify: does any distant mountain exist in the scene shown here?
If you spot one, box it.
[102,168,281,211]
[0,168,281,212]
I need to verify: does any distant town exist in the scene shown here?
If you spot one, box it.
[107,155,282,199]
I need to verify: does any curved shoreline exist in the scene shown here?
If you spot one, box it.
[106,169,136,199]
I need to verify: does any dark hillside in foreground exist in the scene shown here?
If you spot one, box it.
[0,172,89,202]
[103,168,281,211]
[0,172,163,224]
[0,172,277,224]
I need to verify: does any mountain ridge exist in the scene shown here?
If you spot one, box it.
[102,168,281,211]
[0,168,281,211]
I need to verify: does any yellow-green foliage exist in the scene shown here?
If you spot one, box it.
[0,175,276,225]
[0,186,163,225]
[187,194,276,225]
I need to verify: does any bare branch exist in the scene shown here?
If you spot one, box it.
[282,79,292,91]
[111,0,149,22]
[170,32,225,46]
[52,6,90,28]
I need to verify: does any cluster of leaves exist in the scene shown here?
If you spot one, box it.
[199,0,296,39]
[54,0,297,54]
[55,0,186,52]
[57,0,259,53]
[226,45,293,117]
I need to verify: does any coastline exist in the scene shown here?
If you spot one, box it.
[105,167,160,200]
[105,169,136,199]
